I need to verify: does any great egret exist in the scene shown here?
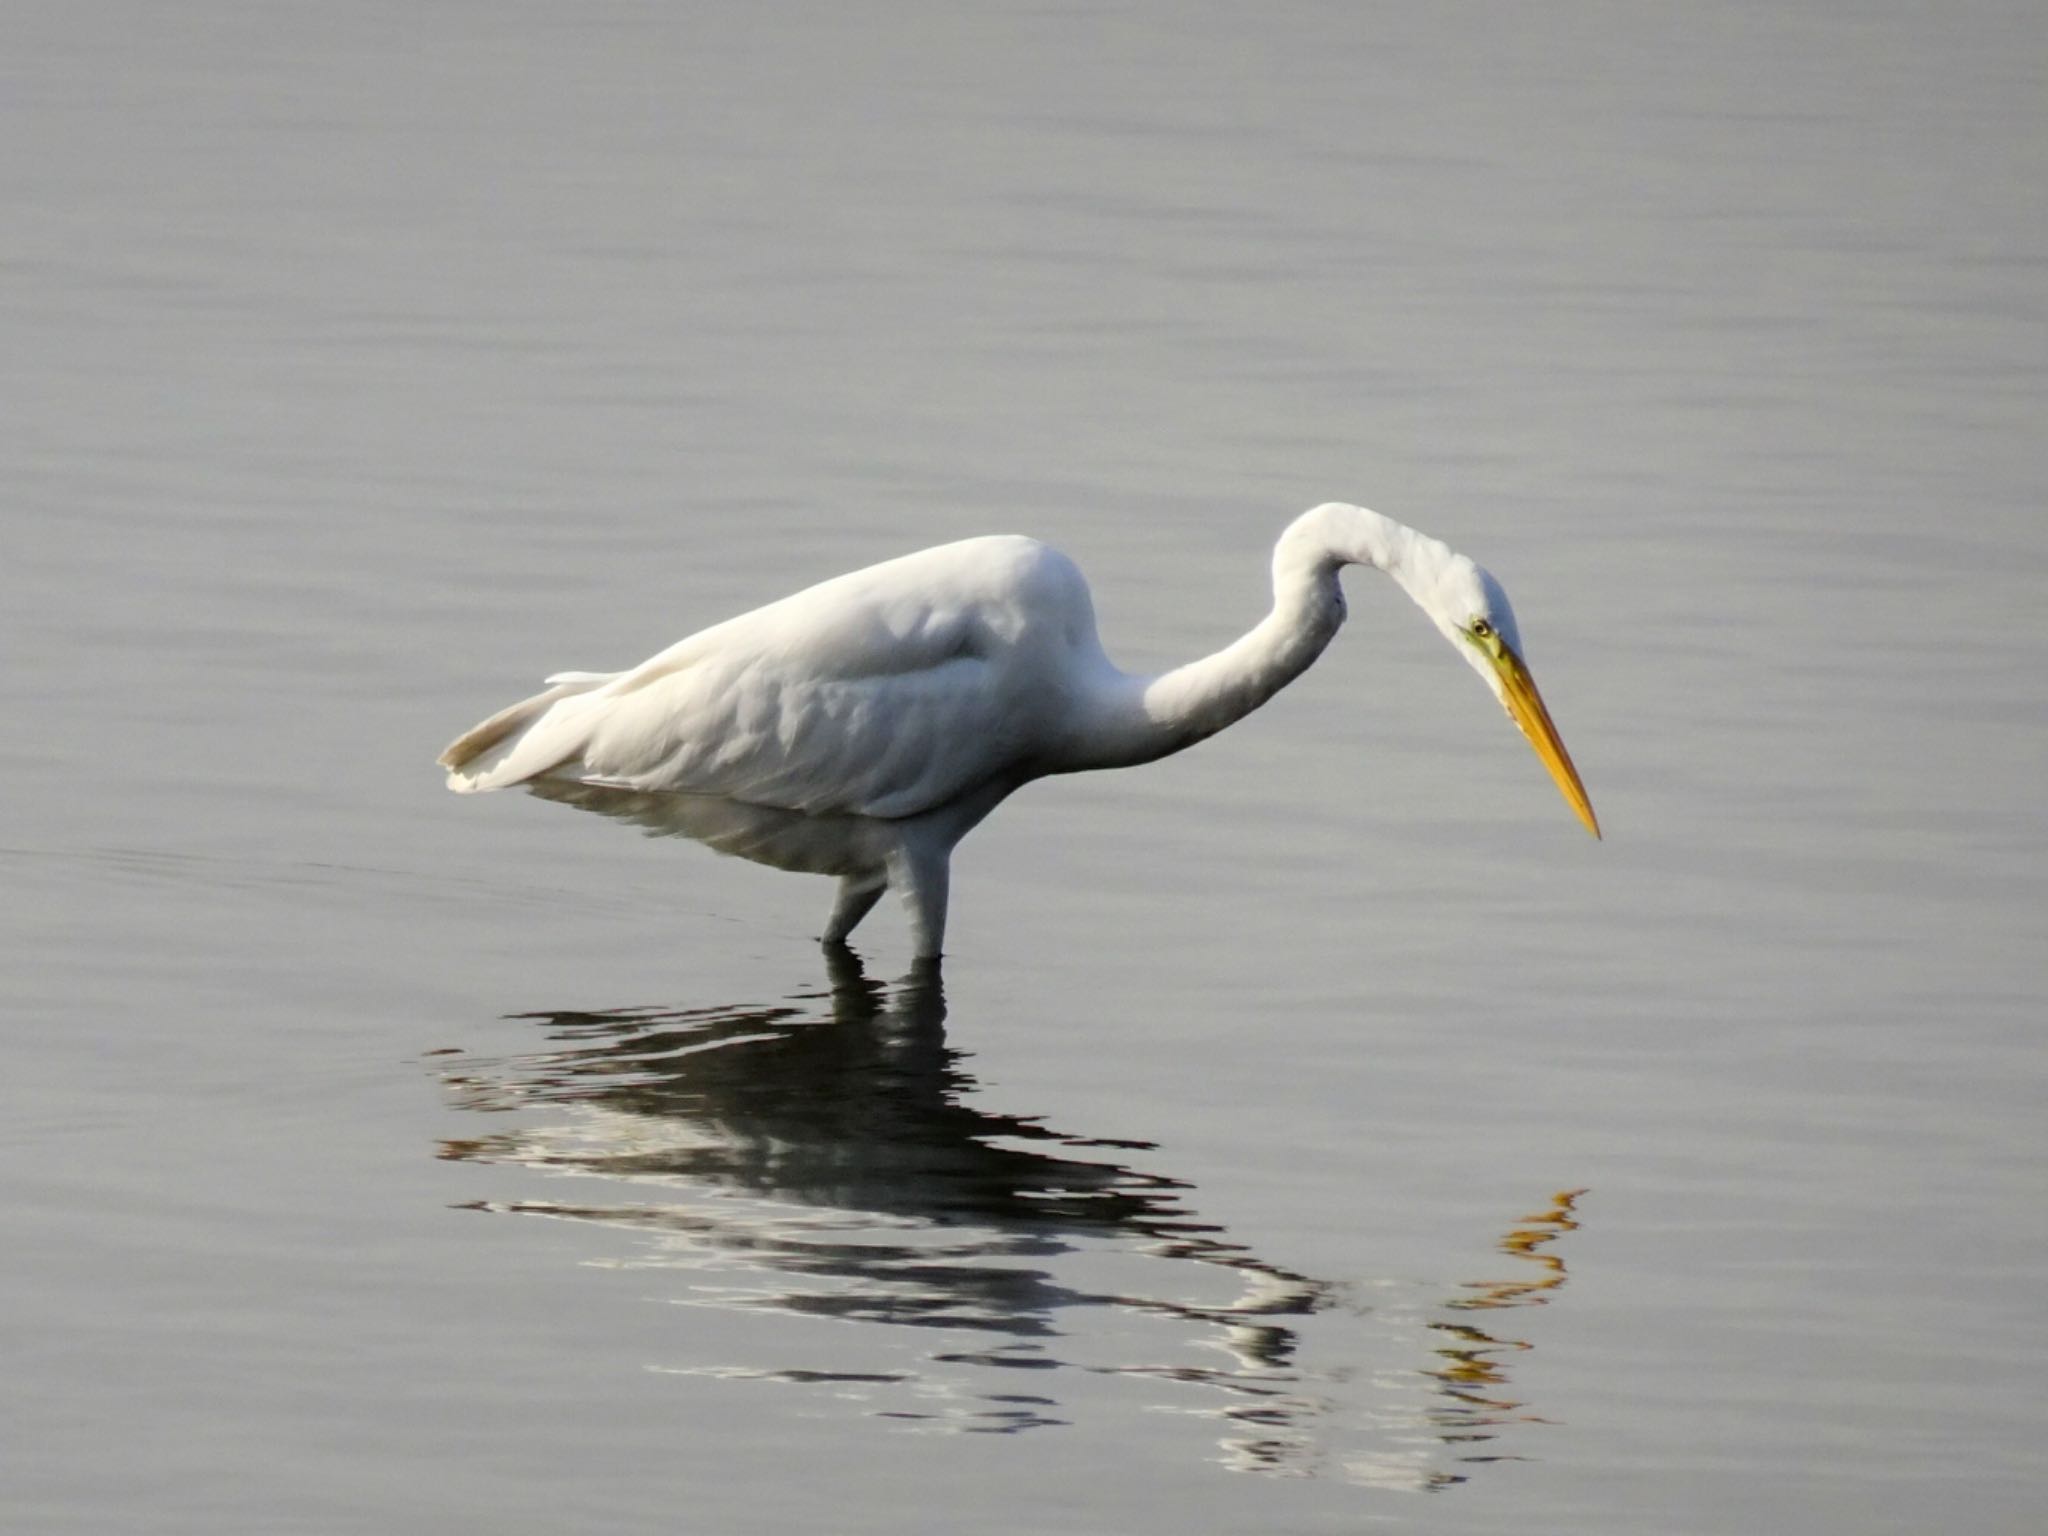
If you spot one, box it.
[440,502,1598,957]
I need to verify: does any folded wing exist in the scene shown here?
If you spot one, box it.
[439,536,1079,820]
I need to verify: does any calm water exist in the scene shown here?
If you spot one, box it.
[5,3,2044,1532]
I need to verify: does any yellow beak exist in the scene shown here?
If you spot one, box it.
[1493,645,1600,839]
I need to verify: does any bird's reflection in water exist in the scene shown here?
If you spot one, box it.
[435,949,1585,1489]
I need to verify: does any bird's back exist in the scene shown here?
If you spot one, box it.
[442,534,1104,819]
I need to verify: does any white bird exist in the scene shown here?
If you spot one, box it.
[439,502,1598,958]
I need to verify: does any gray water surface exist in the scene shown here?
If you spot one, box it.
[5,4,2044,1533]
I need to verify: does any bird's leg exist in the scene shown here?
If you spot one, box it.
[823,875,887,945]
[887,844,950,961]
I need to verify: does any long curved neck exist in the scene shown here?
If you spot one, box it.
[1066,504,1429,771]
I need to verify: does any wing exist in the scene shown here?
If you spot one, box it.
[441,535,1089,820]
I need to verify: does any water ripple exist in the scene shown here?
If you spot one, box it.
[434,952,1587,1489]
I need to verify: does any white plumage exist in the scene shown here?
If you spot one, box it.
[441,503,1597,958]
[445,535,1089,815]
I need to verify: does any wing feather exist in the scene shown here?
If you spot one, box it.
[441,535,1090,819]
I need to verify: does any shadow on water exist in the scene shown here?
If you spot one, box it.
[433,948,1586,1489]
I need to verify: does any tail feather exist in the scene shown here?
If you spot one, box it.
[438,674,613,792]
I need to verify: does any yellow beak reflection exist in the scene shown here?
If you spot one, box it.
[1493,645,1600,839]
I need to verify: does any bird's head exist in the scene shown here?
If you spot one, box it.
[1410,548,1601,839]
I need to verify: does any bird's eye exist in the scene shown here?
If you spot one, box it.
[1471,619,1493,639]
